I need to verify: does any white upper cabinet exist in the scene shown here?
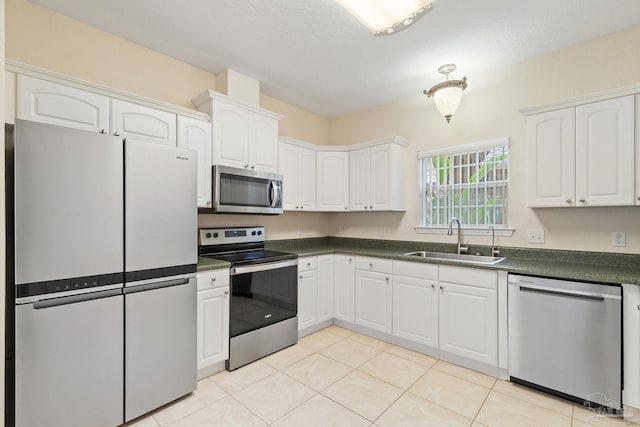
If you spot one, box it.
[526,95,635,207]
[17,75,110,133]
[636,95,640,206]
[575,96,635,206]
[212,100,249,169]
[192,91,282,173]
[110,99,177,146]
[526,108,576,207]
[177,116,212,208]
[349,140,406,211]
[317,151,349,212]
[249,112,279,174]
[278,140,316,211]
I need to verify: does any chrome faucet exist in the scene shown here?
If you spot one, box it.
[489,225,500,257]
[447,217,468,254]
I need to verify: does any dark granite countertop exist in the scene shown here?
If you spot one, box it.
[261,237,640,285]
[197,256,231,272]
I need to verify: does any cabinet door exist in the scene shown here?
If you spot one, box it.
[317,255,335,323]
[299,147,317,210]
[178,116,212,208]
[334,255,355,324]
[636,95,640,206]
[248,112,279,173]
[369,144,392,210]
[576,96,635,206]
[349,148,370,211]
[212,100,249,169]
[298,269,318,331]
[439,282,497,365]
[17,75,110,132]
[526,108,576,207]
[111,99,177,146]
[196,287,229,370]
[279,142,300,211]
[393,275,438,347]
[355,270,392,334]
[317,151,349,211]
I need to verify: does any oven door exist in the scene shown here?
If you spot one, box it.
[229,259,297,337]
[212,165,283,214]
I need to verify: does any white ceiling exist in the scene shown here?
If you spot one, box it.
[30,0,640,118]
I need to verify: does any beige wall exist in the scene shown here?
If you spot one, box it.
[329,25,640,253]
[5,0,331,240]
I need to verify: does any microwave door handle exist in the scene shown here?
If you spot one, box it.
[269,181,276,207]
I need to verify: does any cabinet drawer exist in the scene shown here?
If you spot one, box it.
[393,260,438,280]
[439,265,497,290]
[298,256,318,272]
[355,256,393,274]
[197,269,230,291]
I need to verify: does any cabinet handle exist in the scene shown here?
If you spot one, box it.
[299,275,303,279]
[349,258,353,262]
[637,196,640,202]
[431,284,435,289]
[369,205,373,209]
[439,285,444,290]
[307,262,311,267]
[211,277,216,282]
[99,129,107,134]
[345,206,348,210]
[369,262,373,268]
[637,305,640,311]
[207,200,211,206]
[566,198,572,204]
[296,206,299,209]
[251,165,255,169]
[385,277,389,282]
[113,131,121,136]
[224,290,229,295]
[244,164,249,168]
[301,206,304,210]
[579,199,586,203]
[364,206,368,210]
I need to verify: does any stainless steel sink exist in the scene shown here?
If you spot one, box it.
[403,250,505,265]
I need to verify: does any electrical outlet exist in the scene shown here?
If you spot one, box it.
[612,232,626,247]
[527,228,545,244]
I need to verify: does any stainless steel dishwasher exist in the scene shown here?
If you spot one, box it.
[508,275,622,410]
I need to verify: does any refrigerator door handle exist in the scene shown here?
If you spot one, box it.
[124,278,190,295]
[33,288,122,309]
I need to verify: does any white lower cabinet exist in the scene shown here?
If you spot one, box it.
[196,269,230,373]
[438,266,498,365]
[355,257,393,334]
[334,254,355,324]
[392,261,438,347]
[298,267,318,331]
[298,255,335,332]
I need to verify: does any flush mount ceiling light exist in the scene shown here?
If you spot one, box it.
[423,64,468,123]
[335,0,433,36]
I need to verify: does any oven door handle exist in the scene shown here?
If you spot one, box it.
[231,259,298,275]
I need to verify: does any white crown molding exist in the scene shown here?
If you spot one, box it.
[191,89,283,120]
[5,59,211,121]
[520,83,640,116]
[279,135,409,152]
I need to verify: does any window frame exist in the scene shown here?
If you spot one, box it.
[414,137,514,236]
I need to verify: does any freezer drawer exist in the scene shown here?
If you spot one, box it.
[124,278,197,421]
[15,290,123,427]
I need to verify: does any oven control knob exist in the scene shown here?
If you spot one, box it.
[205,233,212,238]
[213,232,219,238]
[257,231,262,235]
[252,231,257,236]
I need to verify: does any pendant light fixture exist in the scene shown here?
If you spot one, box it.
[424,64,468,123]
[335,0,432,36]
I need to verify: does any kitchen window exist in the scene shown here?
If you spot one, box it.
[416,137,512,235]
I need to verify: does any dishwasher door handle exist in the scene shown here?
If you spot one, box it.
[518,285,606,301]
[33,288,122,309]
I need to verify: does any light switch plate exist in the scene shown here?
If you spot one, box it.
[527,228,545,244]
[612,232,626,247]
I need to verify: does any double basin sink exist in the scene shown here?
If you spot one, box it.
[403,250,505,265]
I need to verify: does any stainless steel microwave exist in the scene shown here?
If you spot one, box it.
[204,165,283,215]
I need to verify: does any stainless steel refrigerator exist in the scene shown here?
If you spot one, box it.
[9,119,197,427]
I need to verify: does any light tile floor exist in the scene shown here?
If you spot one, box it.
[127,326,639,427]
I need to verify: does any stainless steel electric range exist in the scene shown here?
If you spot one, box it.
[198,227,298,370]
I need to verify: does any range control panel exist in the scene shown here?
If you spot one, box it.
[199,226,265,246]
